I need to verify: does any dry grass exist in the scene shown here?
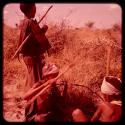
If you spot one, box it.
[3,23,122,121]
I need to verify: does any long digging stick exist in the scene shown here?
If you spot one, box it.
[23,63,74,100]
[24,45,83,102]
[23,80,52,100]
[26,59,77,105]
[12,5,53,60]
[23,48,82,101]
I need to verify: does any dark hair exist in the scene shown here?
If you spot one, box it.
[20,3,35,15]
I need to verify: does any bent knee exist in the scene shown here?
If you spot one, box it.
[72,108,88,122]
[72,109,82,116]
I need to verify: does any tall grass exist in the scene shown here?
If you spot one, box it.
[3,22,122,121]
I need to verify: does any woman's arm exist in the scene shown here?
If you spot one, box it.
[22,82,42,100]
[91,106,102,122]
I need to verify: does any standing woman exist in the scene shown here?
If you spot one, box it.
[18,3,51,91]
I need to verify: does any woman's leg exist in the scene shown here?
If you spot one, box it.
[23,56,36,91]
[33,56,43,81]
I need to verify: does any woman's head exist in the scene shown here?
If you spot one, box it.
[20,3,36,18]
[101,76,122,102]
[42,64,59,80]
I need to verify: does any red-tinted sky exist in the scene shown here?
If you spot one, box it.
[3,3,122,28]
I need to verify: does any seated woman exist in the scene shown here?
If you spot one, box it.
[72,76,122,122]
[23,64,60,122]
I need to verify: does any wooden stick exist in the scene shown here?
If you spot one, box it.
[38,5,53,24]
[23,68,67,101]
[27,83,51,106]
[24,46,83,100]
[24,52,78,103]
[106,45,111,76]
[23,80,50,100]
[12,33,31,59]
[26,62,76,105]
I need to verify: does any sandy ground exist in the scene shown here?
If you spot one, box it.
[3,83,26,122]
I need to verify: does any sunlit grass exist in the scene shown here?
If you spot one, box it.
[3,23,121,121]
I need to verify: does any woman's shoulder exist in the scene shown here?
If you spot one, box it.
[97,101,111,108]
[22,18,34,26]
[19,18,31,30]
